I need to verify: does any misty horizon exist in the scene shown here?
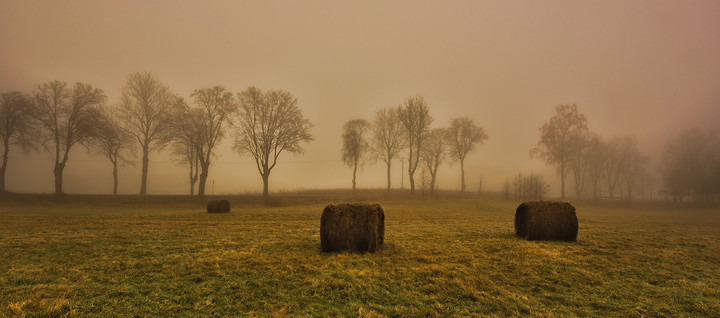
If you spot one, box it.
[2,1,719,197]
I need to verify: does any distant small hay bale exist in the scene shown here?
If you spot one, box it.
[320,203,385,253]
[207,200,231,213]
[515,201,578,241]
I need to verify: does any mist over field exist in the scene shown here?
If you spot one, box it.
[1,0,719,197]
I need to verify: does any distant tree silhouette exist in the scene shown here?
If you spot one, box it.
[446,116,488,193]
[94,105,135,195]
[370,108,406,191]
[175,86,235,197]
[168,101,201,195]
[0,91,34,193]
[233,87,313,197]
[531,104,588,199]
[420,128,448,196]
[661,128,720,202]
[118,72,175,195]
[398,95,432,195]
[342,119,370,190]
[30,81,106,195]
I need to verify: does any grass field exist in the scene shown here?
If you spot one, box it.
[1,194,719,317]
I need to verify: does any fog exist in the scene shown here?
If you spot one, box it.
[1,1,719,196]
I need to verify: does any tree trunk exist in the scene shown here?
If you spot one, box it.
[386,161,392,191]
[54,163,65,195]
[198,162,209,197]
[140,145,149,195]
[352,160,358,190]
[460,158,466,193]
[430,171,436,196]
[112,161,118,196]
[0,142,8,193]
[408,156,415,194]
[262,172,270,197]
[560,161,566,199]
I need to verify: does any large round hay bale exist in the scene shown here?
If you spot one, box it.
[515,201,577,241]
[207,199,230,213]
[320,203,385,253]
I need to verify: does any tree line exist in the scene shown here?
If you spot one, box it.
[531,104,720,202]
[341,95,488,196]
[0,72,312,197]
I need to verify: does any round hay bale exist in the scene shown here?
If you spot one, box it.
[320,203,385,253]
[207,199,230,213]
[515,201,577,241]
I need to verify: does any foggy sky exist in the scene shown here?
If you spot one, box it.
[1,1,719,195]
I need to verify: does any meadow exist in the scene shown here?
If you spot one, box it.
[1,193,719,317]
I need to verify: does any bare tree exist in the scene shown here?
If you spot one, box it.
[617,136,648,200]
[567,131,592,198]
[601,136,623,199]
[420,128,448,196]
[170,139,200,195]
[531,104,588,199]
[0,91,34,193]
[446,116,488,192]
[341,118,370,190]
[94,105,135,195]
[511,172,550,201]
[180,86,236,196]
[397,95,433,195]
[370,108,406,191]
[118,72,175,195]
[585,134,606,200]
[168,98,202,195]
[661,128,720,202]
[233,87,313,197]
[30,81,106,194]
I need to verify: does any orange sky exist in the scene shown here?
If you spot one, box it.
[1,0,719,195]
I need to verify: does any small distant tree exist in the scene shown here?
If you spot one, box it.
[398,95,433,194]
[511,172,550,201]
[168,98,202,195]
[446,117,488,192]
[30,81,106,194]
[617,136,648,200]
[170,139,200,195]
[94,105,135,195]
[531,104,588,199]
[601,136,623,199]
[420,128,448,196]
[371,108,406,191]
[118,72,175,195]
[0,91,34,193]
[233,87,313,197]
[341,119,370,190]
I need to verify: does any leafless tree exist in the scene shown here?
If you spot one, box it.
[118,72,175,195]
[531,104,588,199]
[178,86,236,196]
[661,128,720,202]
[601,136,623,199]
[567,131,591,198]
[342,118,370,190]
[617,136,648,200]
[398,95,433,195]
[170,138,200,195]
[511,172,550,201]
[585,134,606,200]
[370,107,406,191]
[0,91,34,193]
[168,98,201,195]
[233,87,313,197]
[94,105,135,195]
[30,81,106,194]
[420,128,448,196]
[446,116,488,192]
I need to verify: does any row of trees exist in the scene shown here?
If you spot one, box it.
[0,72,313,197]
[532,104,720,202]
[341,95,488,195]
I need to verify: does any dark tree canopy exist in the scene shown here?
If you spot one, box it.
[233,87,313,197]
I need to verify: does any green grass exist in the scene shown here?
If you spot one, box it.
[1,195,719,317]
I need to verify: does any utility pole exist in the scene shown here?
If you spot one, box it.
[212,180,215,196]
